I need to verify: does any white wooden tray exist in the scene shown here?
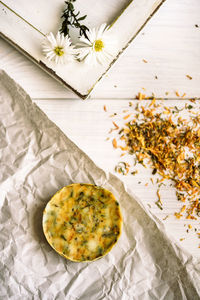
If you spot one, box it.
[0,0,166,99]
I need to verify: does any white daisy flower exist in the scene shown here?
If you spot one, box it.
[77,23,117,66]
[42,32,75,64]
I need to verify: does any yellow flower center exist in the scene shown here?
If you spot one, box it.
[94,40,104,52]
[54,46,64,56]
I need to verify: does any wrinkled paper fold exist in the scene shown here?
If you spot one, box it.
[0,70,199,299]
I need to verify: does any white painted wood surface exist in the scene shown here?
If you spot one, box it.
[1,0,200,99]
[0,0,166,98]
[0,0,200,257]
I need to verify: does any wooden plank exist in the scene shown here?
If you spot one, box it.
[2,0,131,36]
[0,0,166,98]
[0,0,199,99]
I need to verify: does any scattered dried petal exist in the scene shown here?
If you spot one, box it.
[186,75,192,80]
[136,92,146,100]
[110,96,200,221]
[112,138,117,149]
[123,114,132,120]
[112,121,119,129]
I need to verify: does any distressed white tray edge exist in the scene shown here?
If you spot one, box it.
[0,31,85,99]
[0,0,167,99]
[89,0,167,99]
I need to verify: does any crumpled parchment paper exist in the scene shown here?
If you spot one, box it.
[0,70,200,300]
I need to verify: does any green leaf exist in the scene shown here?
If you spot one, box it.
[78,15,87,21]
[60,0,89,39]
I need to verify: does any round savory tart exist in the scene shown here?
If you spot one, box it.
[42,183,122,262]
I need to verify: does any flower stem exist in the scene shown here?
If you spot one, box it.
[60,0,89,39]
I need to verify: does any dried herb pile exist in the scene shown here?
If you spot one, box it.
[109,98,200,221]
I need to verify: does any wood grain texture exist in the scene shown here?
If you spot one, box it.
[0,0,200,257]
[1,0,167,98]
[2,0,131,35]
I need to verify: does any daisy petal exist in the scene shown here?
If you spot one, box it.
[47,32,57,47]
[78,23,117,67]
[96,23,107,39]
[42,32,75,64]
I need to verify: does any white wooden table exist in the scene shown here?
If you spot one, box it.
[1,0,200,257]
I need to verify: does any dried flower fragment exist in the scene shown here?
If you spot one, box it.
[112,121,119,129]
[181,93,186,98]
[136,92,146,100]
[175,212,182,219]
[115,162,130,175]
[186,75,192,80]
[155,201,163,210]
[157,189,162,205]
[112,138,118,149]
[110,96,200,220]
[123,114,132,120]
